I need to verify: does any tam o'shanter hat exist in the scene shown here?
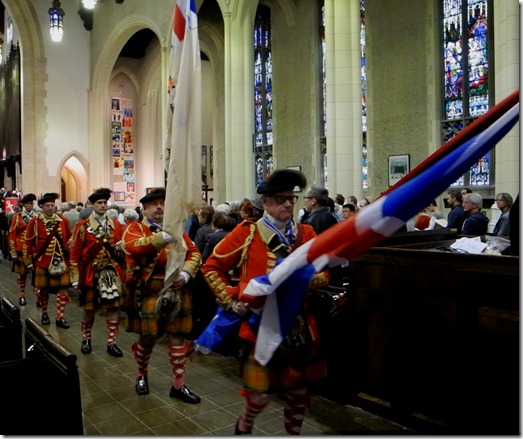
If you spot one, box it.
[140,187,166,204]
[20,193,37,204]
[38,192,60,206]
[256,169,307,195]
[88,187,112,203]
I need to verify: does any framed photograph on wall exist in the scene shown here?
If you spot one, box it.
[388,154,410,187]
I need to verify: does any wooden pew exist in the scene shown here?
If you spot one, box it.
[0,296,23,361]
[345,236,519,434]
[0,317,83,435]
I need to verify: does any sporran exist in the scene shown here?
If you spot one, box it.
[48,255,67,277]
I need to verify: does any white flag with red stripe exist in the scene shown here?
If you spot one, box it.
[163,0,202,285]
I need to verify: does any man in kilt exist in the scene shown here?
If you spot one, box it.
[121,188,202,403]
[8,193,38,306]
[202,169,330,435]
[70,188,125,357]
[23,193,72,328]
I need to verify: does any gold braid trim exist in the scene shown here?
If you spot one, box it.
[211,223,256,265]
[236,223,256,270]
[206,223,257,308]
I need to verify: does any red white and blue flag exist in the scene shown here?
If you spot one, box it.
[163,0,202,285]
[243,91,519,366]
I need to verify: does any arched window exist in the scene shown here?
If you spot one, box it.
[254,5,273,186]
[442,0,493,188]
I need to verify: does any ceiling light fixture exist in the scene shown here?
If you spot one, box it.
[81,0,98,9]
[49,0,65,42]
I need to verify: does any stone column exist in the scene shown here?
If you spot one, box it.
[325,0,363,200]
[493,0,520,198]
[218,0,258,201]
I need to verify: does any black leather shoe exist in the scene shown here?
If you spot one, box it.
[19,297,26,306]
[169,385,201,404]
[107,344,123,357]
[81,339,92,354]
[235,420,252,435]
[41,313,50,325]
[135,376,149,396]
[56,318,70,329]
[36,301,42,308]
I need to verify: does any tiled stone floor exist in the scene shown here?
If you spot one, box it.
[0,259,418,435]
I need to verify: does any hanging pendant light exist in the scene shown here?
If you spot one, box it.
[82,0,98,9]
[48,0,65,42]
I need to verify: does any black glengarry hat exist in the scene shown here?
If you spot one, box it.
[20,193,37,204]
[140,187,166,204]
[256,169,307,195]
[38,192,60,206]
[88,187,112,203]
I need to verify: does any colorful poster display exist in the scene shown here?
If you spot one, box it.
[111,97,135,206]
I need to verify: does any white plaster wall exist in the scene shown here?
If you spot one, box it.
[33,0,91,178]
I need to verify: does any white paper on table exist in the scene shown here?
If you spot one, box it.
[450,237,488,254]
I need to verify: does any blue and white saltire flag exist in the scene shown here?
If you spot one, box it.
[163,0,202,286]
[244,97,519,366]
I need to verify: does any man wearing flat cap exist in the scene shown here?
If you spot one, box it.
[23,192,73,328]
[70,187,126,357]
[8,193,38,306]
[202,169,330,435]
[122,187,202,403]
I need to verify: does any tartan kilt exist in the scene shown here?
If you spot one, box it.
[32,266,71,289]
[241,337,327,394]
[80,287,123,311]
[11,259,30,275]
[126,275,193,337]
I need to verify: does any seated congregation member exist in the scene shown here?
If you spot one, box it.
[23,193,72,328]
[302,184,338,234]
[201,212,234,263]
[414,210,431,231]
[202,169,330,435]
[492,192,513,236]
[238,199,263,223]
[341,202,356,220]
[446,190,467,234]
[461,192,489,236]
[193,204,215,253]
[70,188,125,357]
[122,188,202,403]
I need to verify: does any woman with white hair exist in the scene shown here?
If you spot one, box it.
[493,192,513,236]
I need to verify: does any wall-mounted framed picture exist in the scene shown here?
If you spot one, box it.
[286,166,302,192]
[388,154,410,187]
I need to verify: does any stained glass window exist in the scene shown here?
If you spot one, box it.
[254,6,273,187]
[361,0,367,190]
[442,0,492,187]
[321,4,327,186]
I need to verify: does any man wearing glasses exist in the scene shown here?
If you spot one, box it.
[202,168,330,435]
[302,184,339,234]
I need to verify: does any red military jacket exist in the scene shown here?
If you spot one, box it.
[23,213,72,269]
[69,214,124,287]
[121,219,200,285]
[202,218,330,342]
[8,209,35,257]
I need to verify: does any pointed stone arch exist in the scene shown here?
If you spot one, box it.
[59,151,89,204]
[89,16,166,192]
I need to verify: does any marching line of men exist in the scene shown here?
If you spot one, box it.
[6,169,333,434]
[7,187,202,404]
